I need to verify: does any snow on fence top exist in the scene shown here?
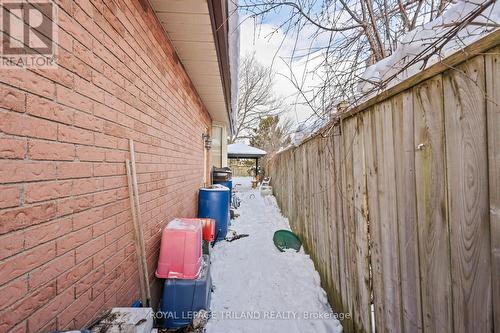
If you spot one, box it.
[358,0,500,96]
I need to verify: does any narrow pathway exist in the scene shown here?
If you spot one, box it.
[205,177,343,333]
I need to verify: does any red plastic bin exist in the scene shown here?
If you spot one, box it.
[155,218,202,280]
[201,218,215,242]
[181,218,215,242]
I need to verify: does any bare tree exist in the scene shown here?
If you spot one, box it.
[238,0,498,125]
[231,53,284,143]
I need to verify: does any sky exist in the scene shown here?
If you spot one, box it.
[238,10,325,129]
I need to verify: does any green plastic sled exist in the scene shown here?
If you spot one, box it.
[273,230,302,252]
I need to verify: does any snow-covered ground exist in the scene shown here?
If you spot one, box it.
[205,177,343,333]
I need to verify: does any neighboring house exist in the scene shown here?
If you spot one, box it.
[0,0,238,331]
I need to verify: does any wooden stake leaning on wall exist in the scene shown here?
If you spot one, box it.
[128,139,152,306]
[126,159,147,306]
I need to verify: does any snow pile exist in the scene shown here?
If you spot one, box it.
[205,177,343,333]
[292,117,329,146]
[228,143,267,156]
[358,0,499,95]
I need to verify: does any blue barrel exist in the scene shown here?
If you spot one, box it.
[198,185,229,241]
[213,180,232,206]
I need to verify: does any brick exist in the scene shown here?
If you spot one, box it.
[92,216,116,238]
[74,40,97,68]
[26,94,74,125]
[58,49,93,82]
[0,69,55,99]
[93,102,117,122]
[36,318,57,333]
[56,257,92,293]
[93,163,124,177]
[28,140,75,161]
[92,70,117,95]
[0,203,57,234]
[0,111,58,140]
[104,249,125,274]
[104,92,125,112]
[28,251,75,290]
[93,241,117,269]
[105,224,125,246]
[75,265,104,298]
[79,0,100,20]
[72,178,103,195]
[0,185,22,209]
[93,189,117,206]
[74,291,105,328]
[0,230,24,260]
[102,175,127,190]
[58,124,94,145]
[102,200,127,218]
[24,217,72,249]
[0,276,28,311]
[56,226,92,255]
[117,113,135,129]
[56,85,93,114]
[75,235,105,264]
[91,268,116,300]
[0,282,56,332]
[0,242,56,285]
[105,148,126,162]
[72,2,98,37]
[102,62,125,89]
[59,10,92,49]
[10,321,27,333]
[0,161,56,183]
[57,27,74,52]
[0,84,25,112]
[74,76,105,103]
[0,138,27,159]
[93,39,118,69]
[33,67,74,90]
[57,194,94,217]
[25,181,73,203]
[74,111,104,131]
[72,207,103,230]
[75,145,106,162]
[57,289,92,329]
[57,162,93,179]
[55,0,74,15]
[94,132,117,148]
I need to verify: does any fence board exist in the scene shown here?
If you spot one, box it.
[392,91,422,333]
[328,135,343,311]
[443,56,492,333]
[362,109,384,332]
[486,45,500,333]
[335,133,349,320]
[341,118,356,332]
[374,100,403,332]
[413,75,453,333]
[352,116,372,333]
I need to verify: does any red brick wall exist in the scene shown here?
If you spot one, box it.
[0,0,212,331]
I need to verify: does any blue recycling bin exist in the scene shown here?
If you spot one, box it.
[159,255,211,328]
[198,185,229,241]
[213,180,232,206]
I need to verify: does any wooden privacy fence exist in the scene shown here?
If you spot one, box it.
[268,33,500,333]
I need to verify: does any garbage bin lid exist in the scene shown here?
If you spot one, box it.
[200,184,229,192]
